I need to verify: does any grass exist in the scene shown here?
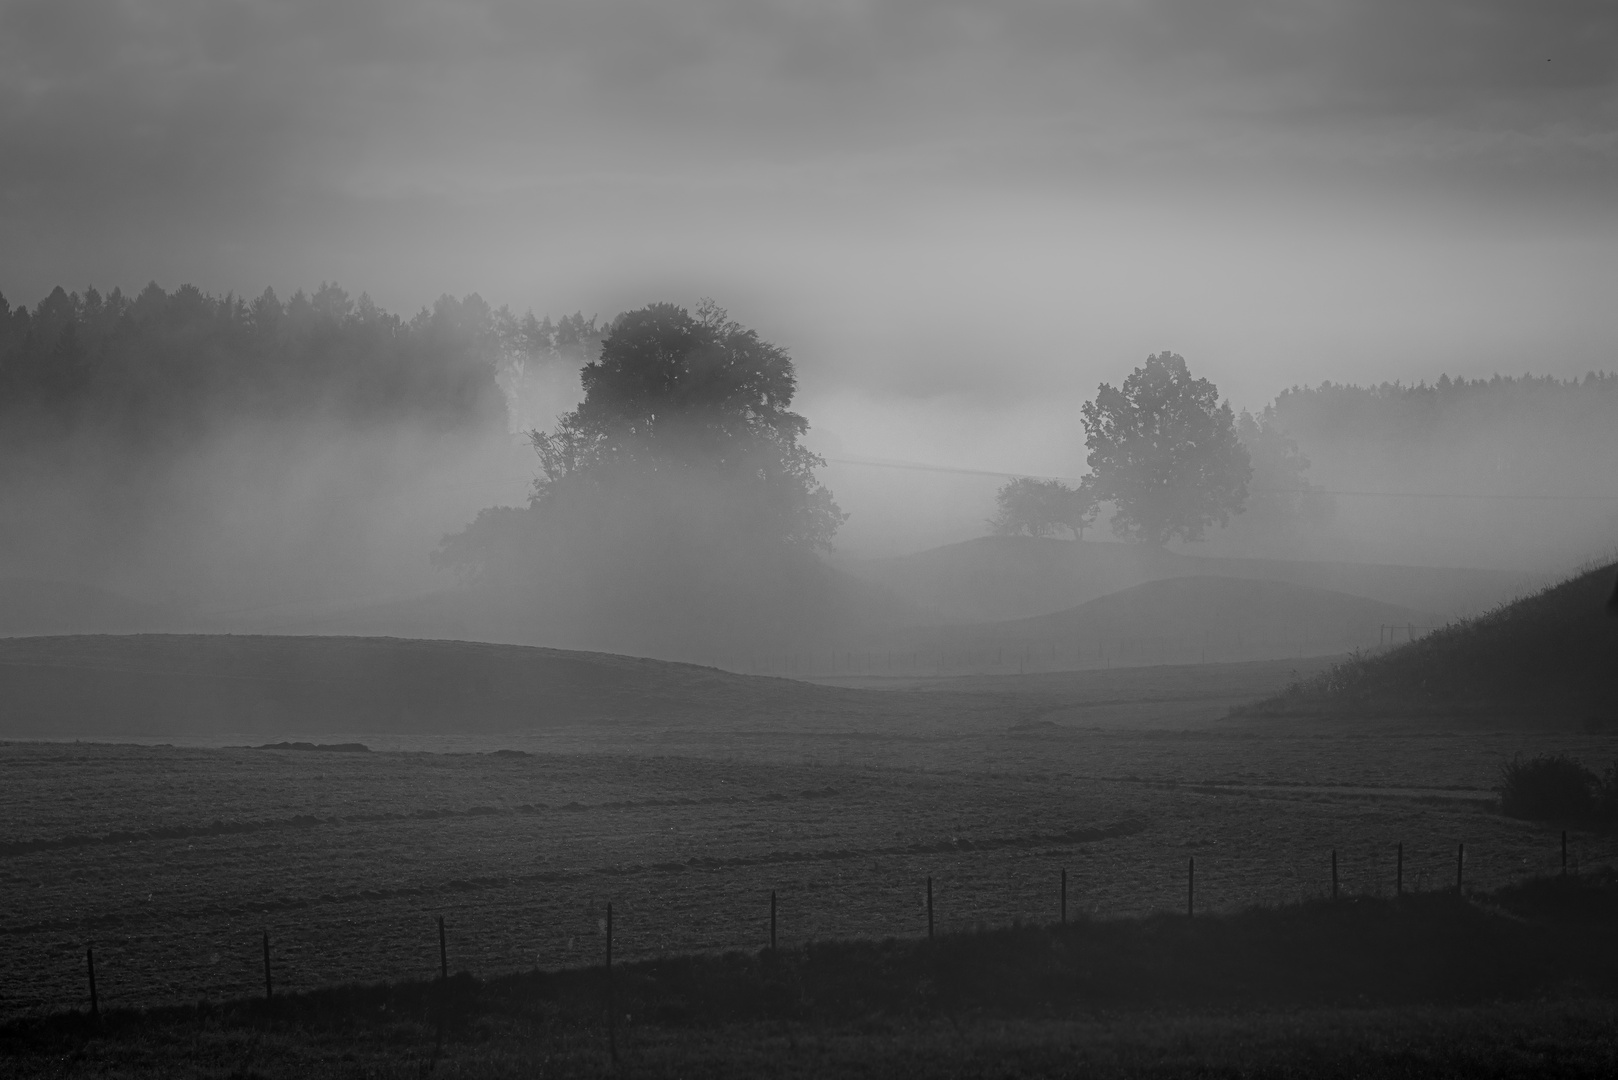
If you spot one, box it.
[9,731,1617,1021]
[0,633,891,737]
[1235,559,1618,727]
[6,877,1618,1077]
[6,632,1618,1075]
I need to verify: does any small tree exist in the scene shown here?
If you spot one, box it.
[1234,406,1335,535]
[1498,755,1597,820]
[990,476,1098,540]
[1080,352,1251,545]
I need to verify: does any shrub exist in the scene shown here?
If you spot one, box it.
[1497,755,1597,820]
[1596,763,1618,821]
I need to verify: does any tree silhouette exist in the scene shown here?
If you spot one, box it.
[1081,352,1250,545]
[1233,406,1335,536]
[0,282,511,441]
[527,300,844,551]
[989,476,1098,540]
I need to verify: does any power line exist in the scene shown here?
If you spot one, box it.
[823,456,1618,503]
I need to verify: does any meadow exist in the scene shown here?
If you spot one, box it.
[5,651,1616,1024]
[7,874,1618,1078]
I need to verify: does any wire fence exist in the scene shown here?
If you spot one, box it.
[7,829,1617,1023]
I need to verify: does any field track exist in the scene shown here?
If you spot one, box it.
[5,633,1616,1021]
[6,726,1618,1020]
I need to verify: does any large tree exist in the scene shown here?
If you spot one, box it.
[432,300,848,657]
[1080,352,1250,545]
[436,300,843,578]
[527,299,844,551]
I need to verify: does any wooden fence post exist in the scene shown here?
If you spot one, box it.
[606,903,616,1063]
[86,946,98,1021]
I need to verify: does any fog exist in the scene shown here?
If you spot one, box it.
[3,1,1617,656]
[0,417,520,619]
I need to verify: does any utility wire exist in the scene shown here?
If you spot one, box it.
[823,456,1618,502]
[430,460,1618,502]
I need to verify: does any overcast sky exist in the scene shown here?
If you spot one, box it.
[4,0,1616,481]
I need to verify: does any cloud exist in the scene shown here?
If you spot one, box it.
[2,0,1615,568]
[5,1,1612,204]
[1,0,1615,408]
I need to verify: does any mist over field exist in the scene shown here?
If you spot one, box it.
[3,2,1616,646]
[8,5,1618,1073]
[2,278,1613,657]
[0,286,525,623]
[4,2,1616,610]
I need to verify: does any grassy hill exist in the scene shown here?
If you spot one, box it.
[0,552,936,669]
[0,634,1345,739]
[0,578,184,636]
[837,536,1528,624]
[0,634,878,737]
[206,555,940,665]
[845,576,1432,671]
[1236,559,1618,728]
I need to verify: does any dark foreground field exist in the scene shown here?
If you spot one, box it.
[7,880,1618,1078]
[5,608,1617,1075]
[9,718,1618,1021]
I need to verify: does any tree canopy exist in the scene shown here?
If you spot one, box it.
[0,283,513,447]
[1080,352,1251,545]
[989,476,1098,540]
[436,301,843,585]
[526,300,844,552]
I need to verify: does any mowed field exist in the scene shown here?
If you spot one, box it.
[6,648,1618,1023]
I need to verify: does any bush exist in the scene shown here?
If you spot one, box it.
[1498,755,1597,820]
[1597,763,1618,820]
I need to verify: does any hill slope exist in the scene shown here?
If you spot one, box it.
[0,578,184,636]
[267,553,937,661]
[1002,576,1429,652]
[864,576,1434,671]
[0,634,1344,739]
[838,537,1528,624]
[1236,560,1618,728]
[1,556,934,666]
[0,634,877,737]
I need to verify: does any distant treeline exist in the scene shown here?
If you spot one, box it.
[0,283,607,446]
[1275,372,1618,436]
[1208,372,1618,564]
[1270,372,1618,482]
[0,281,608,594]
